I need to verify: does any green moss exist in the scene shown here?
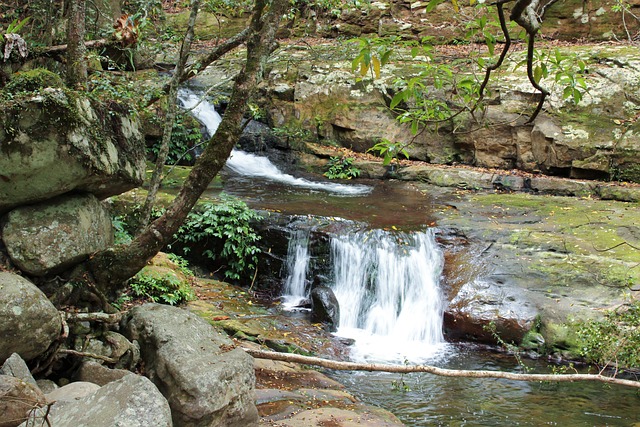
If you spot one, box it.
[3,68,64,94]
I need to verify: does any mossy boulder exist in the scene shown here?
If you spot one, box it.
[3,68,64,94]
[0,89,145,213]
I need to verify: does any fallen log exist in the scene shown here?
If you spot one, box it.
[244,348,640,389]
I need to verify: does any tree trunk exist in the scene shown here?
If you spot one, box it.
[138,0,201,231]
[87,0,288,293]
[66,0,88,88]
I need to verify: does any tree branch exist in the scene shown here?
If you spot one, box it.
[244,348,640,389]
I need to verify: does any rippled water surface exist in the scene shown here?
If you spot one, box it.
[330,347,640,426]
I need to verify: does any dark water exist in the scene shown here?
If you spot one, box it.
[330,346,640,427]
[220,173,437,230]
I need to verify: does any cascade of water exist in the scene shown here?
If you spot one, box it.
[177,88,222,137]
[281,229,311,309]
[330,229,447,363]
[177,88,371,195]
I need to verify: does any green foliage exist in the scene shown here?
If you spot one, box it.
[367,139,409,166]
[3,68,64,94]
[272,124,313,146]
[576,301,640,369]
[112,215,133,245]
[204,0,254,16]
[130,267,195,305]
[515,48,589,105]
[167,253,195,277]
[0,17,30,42]
[324,156,361,179]
[175,194,263,281]
[350,36,394,81]
[148,111,203,165]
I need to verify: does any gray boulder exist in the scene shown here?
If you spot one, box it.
[0,88,145,214]
[25,374,172,427]
[72,360,133,386]
[0,353,37,387]
[0,272,61,363]
[0,375,47,427]
[310,286,340,332]
[122,303,258,427]
[2,193,113,276]
[45,381,101,403]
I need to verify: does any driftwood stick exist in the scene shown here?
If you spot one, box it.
[57,349,118,364]
[244,348,640,389]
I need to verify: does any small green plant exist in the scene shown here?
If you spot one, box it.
[129,268,195,305]
[112,215,133,245]
[350,36,394,81]
[367,139,410,166]
[324,156,361,179]
[175,194,263,281]
[148,111,203,165]
[575,300,640,370]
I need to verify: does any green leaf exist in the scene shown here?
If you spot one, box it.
[390,91,405,109]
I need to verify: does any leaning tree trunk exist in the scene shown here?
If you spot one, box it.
[66,0,88,88]
[138,0,201,231]
[86,0,287,293]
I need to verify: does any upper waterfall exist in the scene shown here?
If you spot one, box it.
[177,88,371,196]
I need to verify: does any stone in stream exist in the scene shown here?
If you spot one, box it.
[310,285,341,332]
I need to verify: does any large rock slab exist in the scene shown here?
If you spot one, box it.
[122,303,258,427]
[28,374,172,427]
[0,272,61,363]
[0,88,145,213]
[2,193,113,276]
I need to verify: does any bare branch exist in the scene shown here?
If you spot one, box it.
[244,348,640,389]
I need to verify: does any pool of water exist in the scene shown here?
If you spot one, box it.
[330,346,640,426]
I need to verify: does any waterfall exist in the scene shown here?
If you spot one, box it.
[281,227,447,363]
[281,229,311,309]
[177,88,371,195]
[177,88,222,137]
[331,229,446,363]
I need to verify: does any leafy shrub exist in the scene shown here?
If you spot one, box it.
[575,300,640,369]
[324,156,361,179]
[175,194,262,281]
[148,111,203,165]
[112,215,133,245]
[130,266,195,305]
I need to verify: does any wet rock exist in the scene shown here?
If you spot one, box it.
[2,193,113,276]
[122,303,258,427]
[310,286,340,332]
[0,89,145,214]
[29,374,172,427]
[444,279,539,345]
[0,272,61,363]
[0,375,47,427]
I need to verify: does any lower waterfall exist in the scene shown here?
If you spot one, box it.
[282,228,447,363]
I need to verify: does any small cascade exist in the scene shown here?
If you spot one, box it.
[177,88,222,137]
[280,227,447,363]
[281,229,311,309]
[330,229,446,363]
[177,88,371,195]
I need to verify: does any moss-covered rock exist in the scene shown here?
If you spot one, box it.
[3,68,64,94]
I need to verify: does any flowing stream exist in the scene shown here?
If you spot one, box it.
[179,88,640,426]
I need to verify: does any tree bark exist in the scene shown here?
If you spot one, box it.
[87,0,288,292]
[66,0,88,88]
[138,0,201,231]
[245,348,640,389]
